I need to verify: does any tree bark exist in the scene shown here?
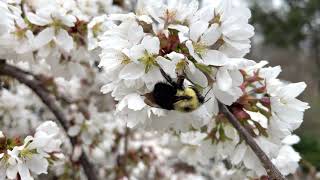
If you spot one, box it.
[218,101,286,180]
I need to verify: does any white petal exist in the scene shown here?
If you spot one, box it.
[142,68,164,90]
[186,40,202,62]
[186,67,208,87]
[168,24,189,34]
[33,27,54,49]
[229,70,243,86]
[189,21,209,42]
[99,51,122,70]
[260,66,282,81]
[127,21,144,44]
[245,110,268,129]
[156,56,177,78]
[285,98,310,111]
[204,92,219,116]
[137,15,153,24]
[243,149,265,175]
[167,52,185,61]
[278,82,307,99]
[202,50,228,66]
[100,83,115,94]
[43,139,61,153]
[180,132,207,146]
[18,164,33,180]
[55,29,73,53]
[26,12,51,26]
[119,63,145,80]
[216,67,232,91]
[127,93,146,111]
[126,110,146,128]
[142,36,160,55]
[213,85,237,105]
[222,23,254,41]
[282,135,300,145]
[36,121,60,136]
[99,59,122,73]
[60,14,76,27]
[68,125,81,137]
[231,143,247,165]
[6,165,18,179]
[201,24,221,46]
[275,108,304,131]
[26,155,48,175]
[128,44,145,61]
[28,132,50,149]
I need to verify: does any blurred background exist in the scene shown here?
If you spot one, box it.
[246,0,320,172]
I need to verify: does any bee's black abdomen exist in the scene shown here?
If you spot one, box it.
[152,82,177,110]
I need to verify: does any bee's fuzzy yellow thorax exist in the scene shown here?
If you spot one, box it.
[174,88,200,112]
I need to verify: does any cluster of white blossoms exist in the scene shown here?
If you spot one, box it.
[99,0,254,129]
[98,0,309,177]
[0,84,45,136]
[0,0,129,78]
[0,0,312,179]
[0,121,63,180]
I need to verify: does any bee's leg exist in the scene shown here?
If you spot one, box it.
[159,67,176,86]
[204,97,212,104]
[174,95,192,102]
[204,87,213,98]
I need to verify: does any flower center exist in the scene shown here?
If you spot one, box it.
[193,42,207,56]
[92,23,102,38]
[13,27,27,39]
[164,9,177,24]
[121,54,131,65]
[210,14,222,26]
[20,148,37,159]
[51,19,65,33]
[139,53,157,73]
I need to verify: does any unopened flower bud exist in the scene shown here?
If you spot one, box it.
[0,131,6,151]
[231,106,250,121]
[260,97,271,108]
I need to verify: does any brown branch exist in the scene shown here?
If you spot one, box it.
[123,127,129,177]
[0,60,98,180]
[218,101,286,180]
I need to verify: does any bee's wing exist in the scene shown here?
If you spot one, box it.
[144,93,161,108]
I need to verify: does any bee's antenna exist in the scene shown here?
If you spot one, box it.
[204,86,213,99]
[159,67,175,85]
[202,86,213,104]
[204,97,212,104]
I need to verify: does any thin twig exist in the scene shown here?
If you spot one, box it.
[0,60,98,180]
[218,101,286,180]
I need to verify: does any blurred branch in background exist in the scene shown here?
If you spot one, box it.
[0,60,98,180]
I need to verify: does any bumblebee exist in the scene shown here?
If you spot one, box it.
[145,68,208,113]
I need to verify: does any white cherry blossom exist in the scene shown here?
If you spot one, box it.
[26,5,76,52]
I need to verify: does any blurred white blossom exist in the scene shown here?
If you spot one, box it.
[0,121,63,180]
